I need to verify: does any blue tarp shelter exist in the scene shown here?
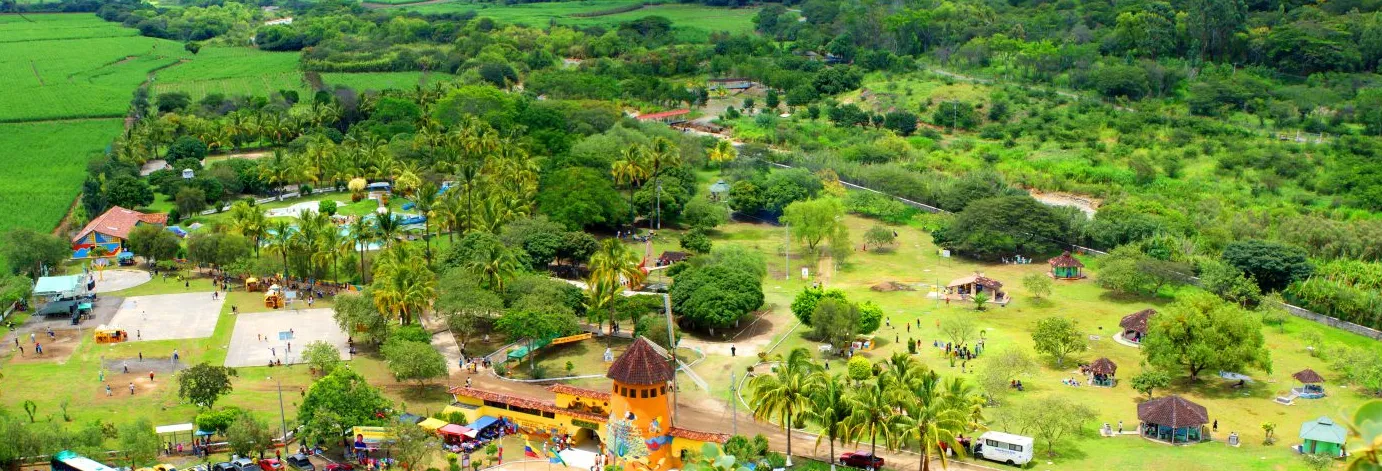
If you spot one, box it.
[398,413,424,424]
[467,416,500,431]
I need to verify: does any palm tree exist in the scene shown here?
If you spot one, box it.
[302,134,335,185]
[347,216,375,283]
[642,137,680,229]
[899,367,971,471]
[707,139,737,173]
[375,208,404,247]
[802,372,854,467]
[468,243,520,293]
[230,201,267,255]
[371,244,436,325]
[587,239,644,334]
[265,219,296,281]
[611,148,649,225]
[748,348,821,467]
[844,379,905,469]
[260,150,299,200]
[434,189,464,244]
[316,224,345,283]
[410,181,441,264]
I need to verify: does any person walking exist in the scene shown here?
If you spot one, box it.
[138,351,143,362]
[35,343,42,355]
[149,371,155,382]
[129,383,136,395]
[730,345,736,357]
[106,384,112,396]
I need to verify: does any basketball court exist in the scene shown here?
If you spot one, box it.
[108,292,223,341]
[223,308,350,367]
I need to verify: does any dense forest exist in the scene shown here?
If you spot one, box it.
[14,0,1382,329]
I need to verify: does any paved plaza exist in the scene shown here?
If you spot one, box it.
[108,292,223,341]
[224,308,350,367]
[92,269,151,293]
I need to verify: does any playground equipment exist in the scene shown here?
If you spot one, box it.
[264,284,284,309]
[245,278,264,292]
[94,326,128,344]
[506,333,595,361]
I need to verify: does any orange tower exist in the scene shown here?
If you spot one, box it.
[605,338,675,471]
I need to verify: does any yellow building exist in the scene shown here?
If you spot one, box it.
[450,337,728,471]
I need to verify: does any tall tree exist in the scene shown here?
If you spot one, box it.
[117,418,161,469]
[297,367,392,446]
[781,198,847,252]
[2,229,69,278]
[1030,317,1087,367]
[176,363,238,409]
[843,378,905,466]
[1142,292,1272,378]
[587,239,645,334]
[226,412,274,459]
[748,348,821,465]
[902,367,976,471]
[802,372,853,465]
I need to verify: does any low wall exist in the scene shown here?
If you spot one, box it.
[1279,302,1382,341]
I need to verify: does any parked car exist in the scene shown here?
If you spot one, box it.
[839,451,884,469]
[323,464,353,471]
[284,454,314,471]
[972,431,1034,467]
[230,458,256,471]
[212,462,237,471]
[258,459,283,471]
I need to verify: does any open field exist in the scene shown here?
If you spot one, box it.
[0,14,138,43]
[151,46,307,100]
[635,171,1382,471]
[323,71,458,92]
[398,0,756,40]
[0,119,125,235]
[1,15,188,122]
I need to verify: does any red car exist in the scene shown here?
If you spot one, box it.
[323,464,354,471]
[258,459,284,471]
[839,451,884,469]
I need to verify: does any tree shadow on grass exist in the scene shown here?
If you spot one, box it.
[396,383,453,403]
[1164,375,1275,400]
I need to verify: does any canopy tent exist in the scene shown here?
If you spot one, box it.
[1087,358,1117,386]
[34,275,86,298]
[155,423,195,434]
[398,413,425,424]
[467,416,500,431]
[708,180,731,196]
[418,418,447,432]
[155,423,196,445]
[438,424,475,438]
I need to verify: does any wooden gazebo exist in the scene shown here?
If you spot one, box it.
[1120,309,1156,344]
[1048,251,1085,279]
[1138,395,1210,445]
[1087,358,1117,387]
[1292,369,1327,399]
[947,273,1007,303]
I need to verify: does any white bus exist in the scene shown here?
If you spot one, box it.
[972,431,1034,466]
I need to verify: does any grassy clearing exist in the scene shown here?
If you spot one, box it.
[322,71,458,92]
[151,47,306,100]
[0,119,125,236]
[637,169,1376,471]
[399,0,756,41]
[0,14,189,122]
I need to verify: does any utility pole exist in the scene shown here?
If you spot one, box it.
[662,293,677,421]
[729,371,738,436]
[270,376,289,445]
[656,182,663,230]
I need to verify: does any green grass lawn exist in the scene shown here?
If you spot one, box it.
[0,15,189,122]
[669,205,1380,471]
[151,46,306,100]
[0,119,125,237]
[399,0,756,41]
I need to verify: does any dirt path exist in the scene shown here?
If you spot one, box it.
[29,60,44,86]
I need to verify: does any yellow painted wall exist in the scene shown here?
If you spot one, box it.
[608,380,673,469]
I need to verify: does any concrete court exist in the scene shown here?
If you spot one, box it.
[92,269,152,293]
[224,308,350,367]
[108,292,224,341]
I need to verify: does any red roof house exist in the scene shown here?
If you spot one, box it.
[70,206,167,258]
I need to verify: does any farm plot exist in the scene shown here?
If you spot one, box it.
[322,71,458,92]
[400,0,756,42]
[0,14,138,43]
[0,16,188,122]
[151,46,307,100]
[0,119,125,236]
[400,0,644,23]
